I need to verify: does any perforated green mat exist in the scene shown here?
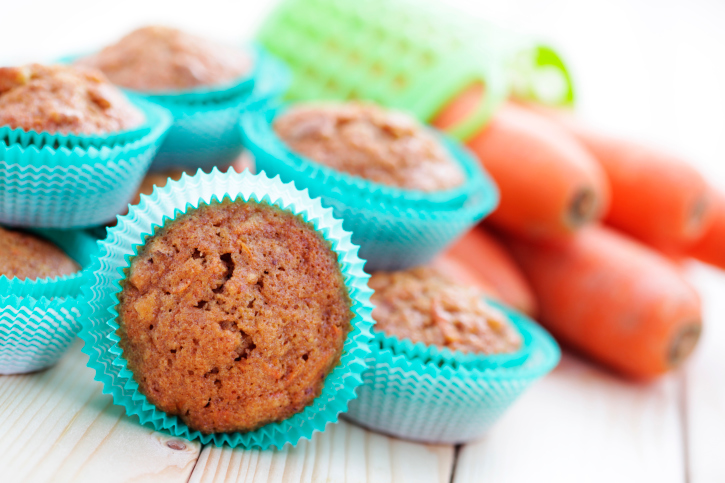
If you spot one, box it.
[257,0,510,140]
[257,0,574,141]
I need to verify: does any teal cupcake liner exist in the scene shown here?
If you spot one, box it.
[0,120,151,151]
[0,228,99,374]
[241,106,498,270]
[79,168,375,448]
[374,299,534,370]
[148,95,250,171]
[0,98,173,228]
[147,47,290,172]
[345,303,560,444]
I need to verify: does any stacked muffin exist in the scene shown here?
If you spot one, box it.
[75,26,288,171]
[242,100,560,443]
[244,102,498,270]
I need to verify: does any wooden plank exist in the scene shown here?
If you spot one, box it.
[454,355,685,483]
[684,265,725,482]
[189,419,454,483]
[0,341,202,483]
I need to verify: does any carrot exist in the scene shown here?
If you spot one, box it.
[505,225,702,378]
[232,152,255,174]
[434,91,610,238]
[431,252,501,300]
[521,102,715,253]
[689,189,725,269]
[441,227,538,317]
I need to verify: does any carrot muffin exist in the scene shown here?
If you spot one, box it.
[0,227,80,281]
[0,64,144,134]
[117,200,353,434]
[369,267,521,354]
[78,26,251,92]
[273,103,465,192]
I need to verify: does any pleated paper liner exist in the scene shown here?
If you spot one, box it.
[0,228,99,374]
[0,98,173,228]
[0,121,151,151]
[241,106,498,270]
[143,47,290,171]
[257,0,509,141]
[345,302,561,444]
[79,168,375,448]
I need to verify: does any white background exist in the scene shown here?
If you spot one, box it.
[1,0,724,187]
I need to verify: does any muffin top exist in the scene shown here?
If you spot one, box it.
[369,267,521,354]
[77,26,251,91]
[274,103,465,192]
[117,200,352,434]
[0,227,80,281]
[0,64,144,134]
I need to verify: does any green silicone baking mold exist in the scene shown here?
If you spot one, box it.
[257,0,510,141]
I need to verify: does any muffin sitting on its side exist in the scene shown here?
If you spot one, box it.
[0,64,144,134]
[77,26,252,92]
[117,200,353,434]
[273,103,465,192]
[0,227,80,281]
[369,267,521,354]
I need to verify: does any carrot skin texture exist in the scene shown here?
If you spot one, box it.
[442,227,538,317]
[689,189,725,269]
[432,252,501,300]
[435,97,610,239]
[506,225,702,378]
[523,103,715,252]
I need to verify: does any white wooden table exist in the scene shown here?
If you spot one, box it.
[1,0,724,481]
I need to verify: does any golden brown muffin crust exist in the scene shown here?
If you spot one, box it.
[274,103,465,192]
[0,227,80,281]
[78,26,251,91]
[0,64,144,134]
[369,267,521,354]
[117,200,352,434]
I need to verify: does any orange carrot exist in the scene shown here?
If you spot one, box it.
[506,225,702,378]
[434,91,610,239]
[432,253,501,300]
[521,103,715,253]
[441,227,538,317]
[231,152,255,174]
[689,189,725,269]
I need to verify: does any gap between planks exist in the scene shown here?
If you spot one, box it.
[188,419,454,483]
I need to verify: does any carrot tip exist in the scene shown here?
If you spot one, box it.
[567,187,598,229]
[668,322,702,368]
